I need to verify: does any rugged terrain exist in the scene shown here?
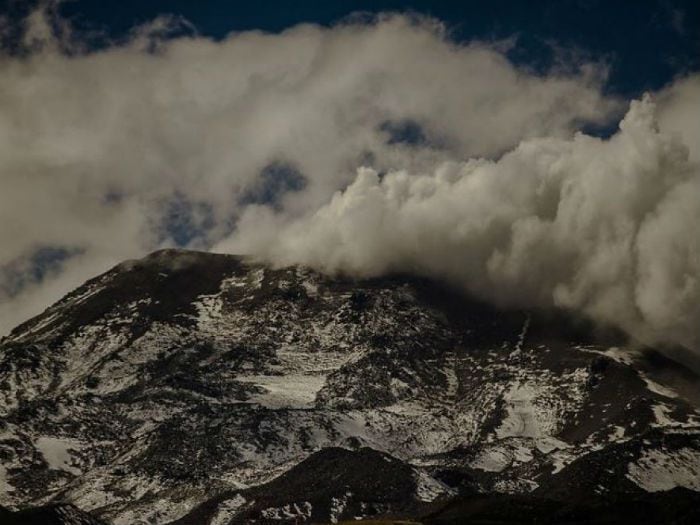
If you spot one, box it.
[0,249,699,524]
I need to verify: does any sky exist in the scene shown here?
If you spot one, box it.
[0,0,699,367]
[8,0,699,95]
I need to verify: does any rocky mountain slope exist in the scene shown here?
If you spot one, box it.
[0,249,699,524]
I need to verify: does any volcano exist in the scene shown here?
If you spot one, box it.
[0,249,698,524]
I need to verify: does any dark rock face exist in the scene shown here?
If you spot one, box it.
[0,249,698,524]
[423,489,700,525]
[0,503,108,525]
[171,447,443,524]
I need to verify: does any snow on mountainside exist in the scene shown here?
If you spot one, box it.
[0,249,699,524]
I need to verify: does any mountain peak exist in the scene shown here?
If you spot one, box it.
[1,250,699,524]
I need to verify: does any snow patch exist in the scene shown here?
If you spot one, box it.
[641,375,678,399]
[414,470,453,502]
[603,346,636,366]
[627,447,700,492]
[0,462,15,502]
[497,384,542,439]
[513,446,534,463]
[237,374,327,409]
[211,494,248,525]
[609,425,626,441]
[329,492,351,523]
[550,449,577,474]
[494,478,539,493]
[35,437,83,475]
[261,501,312,520]
[514,316,530,353]
[301,280,319,297]
[471,448,511,472]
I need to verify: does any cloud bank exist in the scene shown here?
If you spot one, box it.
[1,5,699,366]
[225,95,700,361]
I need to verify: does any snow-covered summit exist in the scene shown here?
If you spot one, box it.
[1,249,698,524]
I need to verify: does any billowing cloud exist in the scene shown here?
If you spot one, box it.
[2,4,698,368]
[222,95,700,363]
[0,6,617,334]
[656,74,700,162]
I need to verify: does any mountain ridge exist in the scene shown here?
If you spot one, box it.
[1,249,699,524]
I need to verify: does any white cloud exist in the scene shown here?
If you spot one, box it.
[222,95,700,360]
[3,4,697,366]
[656,74,700,161]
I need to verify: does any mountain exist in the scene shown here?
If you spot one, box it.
[0,249,699,524]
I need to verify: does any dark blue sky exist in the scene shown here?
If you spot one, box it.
[3,0,699,97]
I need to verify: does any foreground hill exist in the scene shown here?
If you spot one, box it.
[0,249,698,524]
